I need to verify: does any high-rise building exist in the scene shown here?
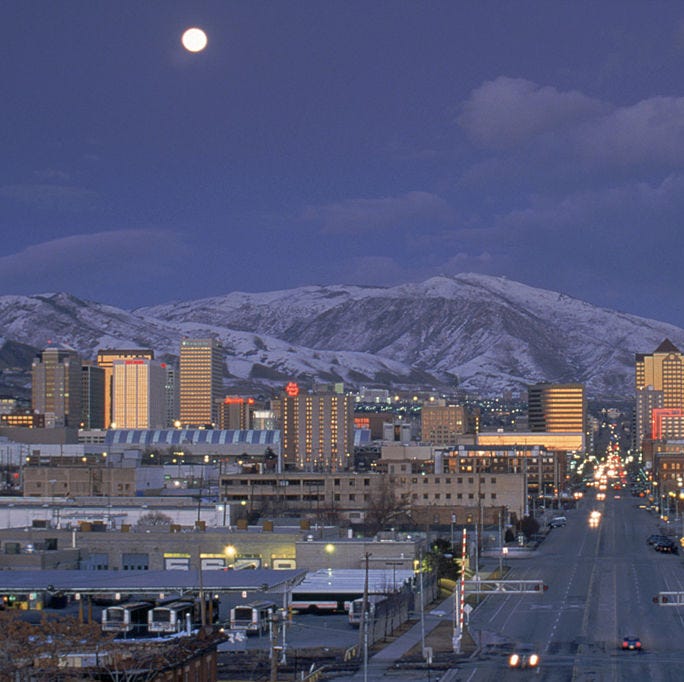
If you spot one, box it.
[111,359,166,429]
[164,364,179,428]
[527,383,585,433]
[420,400,466,444]
[81,363,105,430]
[97,349,154,428]
[635,339,684,451]
[636,339,684,407]
[179,338,223,427]
[281,382,354,470]
[635,385,663,450]
[32,347,82,427]
[218,397,256,430]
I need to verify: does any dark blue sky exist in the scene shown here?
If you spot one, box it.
[3,2,684,325]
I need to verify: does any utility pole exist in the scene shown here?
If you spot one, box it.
[498,508,503,577]
[359,552,371,682]
[419,549,426,659]
[270,610,281,682]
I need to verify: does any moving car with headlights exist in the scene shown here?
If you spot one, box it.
[508,645,540,669]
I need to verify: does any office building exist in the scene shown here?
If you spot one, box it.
[179,338,223,427]
[97,349,154,428]
[636,339,684,407]
[218,397,256,430]
[31,347,82,428]
[111,359,167,429]
[281,383,354,470]
[164,364,179,428]
[420,400,466,444]
[635,339,684,451]
[527,383,586,433]
[81,363,105,430]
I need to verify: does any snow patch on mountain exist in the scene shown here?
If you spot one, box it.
[2,275,684,397]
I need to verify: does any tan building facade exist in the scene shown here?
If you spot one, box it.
[179,338,223,427]
[32,347,82,428]
[281,385,354,470]
[420,401,466,444]
[23,465,141,498]
[527,383,586,433]
[112,358,167,429]
[97,349,154,428]
[635,340,684,453]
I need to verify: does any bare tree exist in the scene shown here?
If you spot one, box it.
[0,610,224,682]
[0,611,112,681]
[135,510,173,527]
[88,627,225,681]
[364,476,411,535]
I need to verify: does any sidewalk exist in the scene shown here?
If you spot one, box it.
[338,559,500,681]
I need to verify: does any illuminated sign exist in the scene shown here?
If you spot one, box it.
[285,382,299,397]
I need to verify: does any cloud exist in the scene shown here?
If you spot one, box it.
[458,76,684,171]
[573,97,684,166]
[0,229,186,284]
[0,183,99,211]
[302,190,454,234]
[500,174,684,236]
[458,77,606,149]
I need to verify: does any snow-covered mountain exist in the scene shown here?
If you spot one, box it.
[1,274,682,397]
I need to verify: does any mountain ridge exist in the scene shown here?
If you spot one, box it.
[1,274,681,398]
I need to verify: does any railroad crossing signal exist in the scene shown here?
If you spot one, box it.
[464,580,548,594]
[653,592,684,606]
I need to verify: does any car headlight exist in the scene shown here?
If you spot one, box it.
[509,654,520,667]
[528,653,539,666]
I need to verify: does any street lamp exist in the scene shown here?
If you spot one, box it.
[324,543,335,571]
[224,544,236,568]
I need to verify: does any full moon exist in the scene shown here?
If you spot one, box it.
[181,27,208,53]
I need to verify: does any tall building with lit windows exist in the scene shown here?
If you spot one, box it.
[527,383,585,433]
[281,382,354,470]
[635,339,684,450]
[421,400,466,444]
[218,396,256,430]
[636,339,684,406]
[111,359,166,429]
[97,349,154,428]
[179,338,223,427]
[31,346,82,428]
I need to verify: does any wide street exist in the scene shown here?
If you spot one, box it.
[460,492,684,681]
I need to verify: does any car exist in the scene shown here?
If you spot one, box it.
[654,539,678,554]
[621,635,642,651]
[549,518,566,528]
[508,645,540,669]
[647,534,669,545]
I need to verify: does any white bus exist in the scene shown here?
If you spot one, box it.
[229,601,276,635]
[348,595,387,627]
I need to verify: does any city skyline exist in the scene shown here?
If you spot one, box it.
[3,4,684,326]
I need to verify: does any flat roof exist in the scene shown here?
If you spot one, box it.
[293,568,415,594]
[0,568,305,595]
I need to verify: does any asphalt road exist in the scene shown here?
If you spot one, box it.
[461,492,684,681]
